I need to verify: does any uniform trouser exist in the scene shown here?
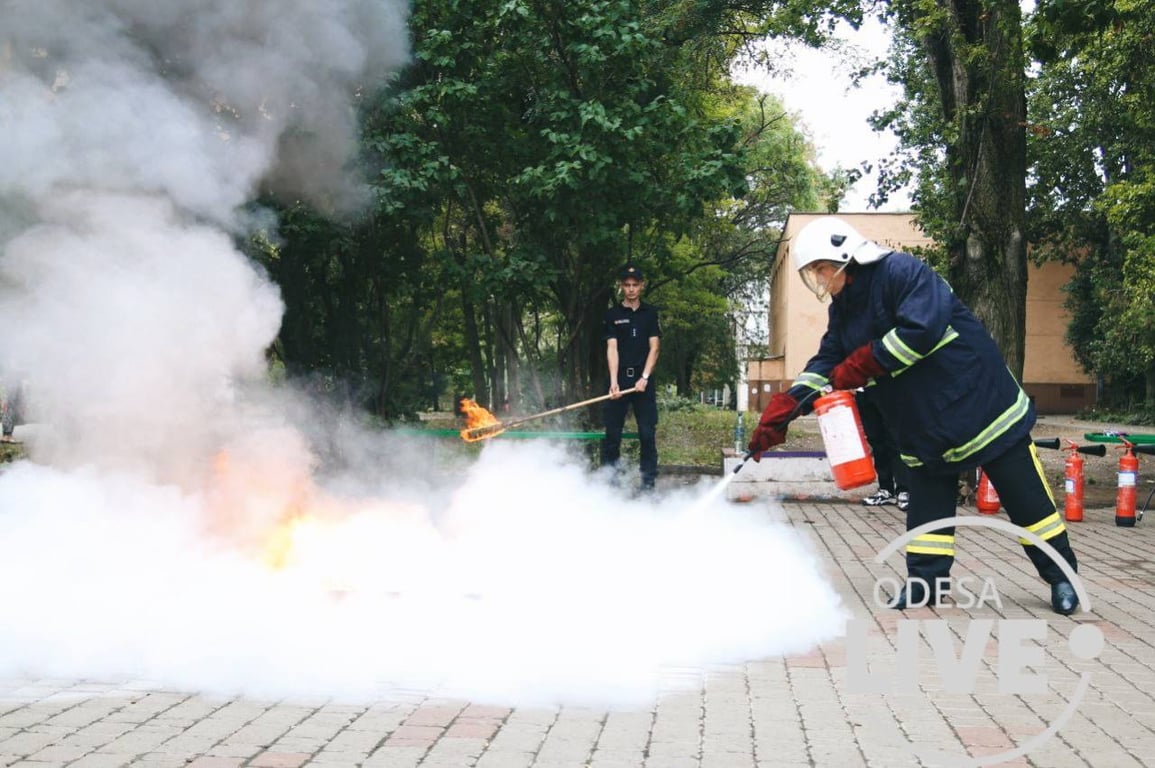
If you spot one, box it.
[857,390,907,494]
[601,381,658,486]
[1,382,22,437]
[905,435,1077,587]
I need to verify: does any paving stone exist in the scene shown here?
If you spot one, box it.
[1,501,1154,766]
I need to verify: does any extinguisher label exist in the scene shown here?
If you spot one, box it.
[818,405,868,464]
[1119,471,1137,487]
[1065,479,1075,494]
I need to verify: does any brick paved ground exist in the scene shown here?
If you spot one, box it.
[2,500,1152,768]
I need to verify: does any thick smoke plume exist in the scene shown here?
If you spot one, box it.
[0,0,408,474]
[0,0,847,710]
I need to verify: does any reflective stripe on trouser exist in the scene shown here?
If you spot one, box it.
[982,436,1078,585]
[904,466,961,584]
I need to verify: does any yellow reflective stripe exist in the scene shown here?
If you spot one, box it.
[901,453,924,467]
[907,533,955,556]
[1020,512,1066,545]
[793,371,829,392]
[1028,442,1056,507]
[890,327,960,377]
[883,329,920,367]
[942,387,1030,463]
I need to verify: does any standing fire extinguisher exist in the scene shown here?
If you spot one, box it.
[812,390,876,491]
[1063,441,1106,522]
[977,469,1000,514]
[1116,439,1139,527]
[1116,439,1155,526]
[975,438,1059,515]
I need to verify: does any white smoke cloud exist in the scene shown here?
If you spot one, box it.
[0,442,848,709]
[0,0,409,474]
[0,0,407,220]
[0,0,849,711]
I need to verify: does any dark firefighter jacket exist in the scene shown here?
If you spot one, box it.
[786,250,1034,473]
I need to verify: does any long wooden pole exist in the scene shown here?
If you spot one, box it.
[463,388,638,441]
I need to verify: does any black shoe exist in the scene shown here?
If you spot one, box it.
[889,582,939,610]
[1051,581,1078,615]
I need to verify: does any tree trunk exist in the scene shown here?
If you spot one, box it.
[923,0,1029,379]
[502,302,521,411]
[461,290,488,406]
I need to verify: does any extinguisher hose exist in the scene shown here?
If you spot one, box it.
[734,386,827,473]
[1141,484,1155,524]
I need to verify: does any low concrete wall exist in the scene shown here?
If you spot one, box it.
[723,449,874,502]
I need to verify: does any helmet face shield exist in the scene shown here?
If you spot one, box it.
[799,260,849,302]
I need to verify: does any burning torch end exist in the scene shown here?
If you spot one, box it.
[461,424,507,442]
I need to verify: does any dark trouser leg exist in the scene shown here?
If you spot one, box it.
[891,459,910,494]
[858,392,896,493]
[634,389,659,487]
[601,394,628,472]
[903,467,960,587]
[1,382,19,437]
[983,437,1078,585]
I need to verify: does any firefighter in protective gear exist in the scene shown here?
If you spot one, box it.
[748,216,1079,615]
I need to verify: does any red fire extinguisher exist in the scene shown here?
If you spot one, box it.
[1063,441,1106,522]
[1117,439,1139,527]
[812,390,877,491]
[977,469,1000,514]
[1115,439,1155,526]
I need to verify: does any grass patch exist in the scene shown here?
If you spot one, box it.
[655,405,741,466]
[0,443,25,464]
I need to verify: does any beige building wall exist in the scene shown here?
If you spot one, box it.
[746,213,1094,414]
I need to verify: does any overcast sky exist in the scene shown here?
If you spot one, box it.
[732,17,911,212]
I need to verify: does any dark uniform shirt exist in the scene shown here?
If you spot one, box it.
[604,302,662,373]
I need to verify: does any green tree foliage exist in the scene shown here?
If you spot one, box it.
[648,89,824,397]
[261,0,828,418]
[1027,0,1155,407]
[858,0,1031,376]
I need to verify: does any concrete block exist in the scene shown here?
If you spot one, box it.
[722,450,869,502]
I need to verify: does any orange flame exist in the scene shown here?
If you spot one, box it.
[459,397,504,442]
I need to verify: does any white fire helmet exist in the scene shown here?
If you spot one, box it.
[790,216,892,300]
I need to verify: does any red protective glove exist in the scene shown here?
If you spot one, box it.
[830,343,886,390]
[747,392,799,461]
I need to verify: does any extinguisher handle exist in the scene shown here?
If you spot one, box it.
[1135,444,1155,456]
[1078,444,1108,457]
[1033,438,1061,450]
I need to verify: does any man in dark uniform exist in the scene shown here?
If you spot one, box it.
[602,264,662,491]
[748,217,1080,615]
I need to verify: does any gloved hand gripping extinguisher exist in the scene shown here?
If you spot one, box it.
[1062,440,1106,522]
[733,387,824,473]
[1115,437,1155,526]
[977,438,1061,514]
[734,386,877,491]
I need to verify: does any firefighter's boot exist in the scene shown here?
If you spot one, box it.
[1051,581,1078,615]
